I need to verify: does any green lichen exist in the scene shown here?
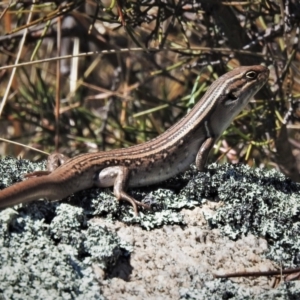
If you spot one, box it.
[180,277,300,299]
[182,163,300,266]
[2,157,300,298]
[0,160,132,300]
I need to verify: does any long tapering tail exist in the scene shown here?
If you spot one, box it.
[0,176,59,208]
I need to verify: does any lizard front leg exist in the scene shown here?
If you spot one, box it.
[195,137,216,171]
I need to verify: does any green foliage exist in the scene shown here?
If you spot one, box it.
[1,0,293,172]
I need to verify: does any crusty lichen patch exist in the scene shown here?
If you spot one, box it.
[95,205,277,299]
[1,157,300,298]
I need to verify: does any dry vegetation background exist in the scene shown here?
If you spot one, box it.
[1,0,300,181]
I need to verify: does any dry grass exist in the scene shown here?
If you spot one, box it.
[1,0,300,180]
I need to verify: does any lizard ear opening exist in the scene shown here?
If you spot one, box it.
[224,92,238,106]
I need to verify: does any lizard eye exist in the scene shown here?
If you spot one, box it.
[245,70,257,80]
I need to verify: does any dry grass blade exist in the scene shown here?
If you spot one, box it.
[0,0,299,180]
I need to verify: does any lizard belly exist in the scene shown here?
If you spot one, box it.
[127,140,203,187]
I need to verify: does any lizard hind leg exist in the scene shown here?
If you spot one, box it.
[97,166,150,215]
[25,153,70,178]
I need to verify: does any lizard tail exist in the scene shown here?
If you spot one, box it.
[0,175,59,208]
